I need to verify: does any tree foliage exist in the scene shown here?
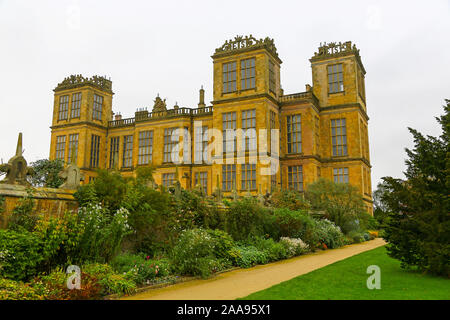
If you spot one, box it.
[305,178,369,233]
[380,100,450,277]
[29,159,64,188]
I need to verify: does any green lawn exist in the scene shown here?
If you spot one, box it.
[240,246,449,300]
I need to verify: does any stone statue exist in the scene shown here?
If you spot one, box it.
[58,145,85,189]
[0,133,33,185]
[152,95,167,113]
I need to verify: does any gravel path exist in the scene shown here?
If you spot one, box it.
[122,238,386,300]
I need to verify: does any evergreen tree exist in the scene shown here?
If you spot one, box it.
[380,100,449,276]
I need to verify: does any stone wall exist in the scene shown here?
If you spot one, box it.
[0,184,78,229]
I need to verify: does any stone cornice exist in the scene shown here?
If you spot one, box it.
[212,93,279,107]
[280,154,371,168]
[320,103,369,121]
[50,121,107,131]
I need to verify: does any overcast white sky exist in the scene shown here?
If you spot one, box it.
[0,0,449,191]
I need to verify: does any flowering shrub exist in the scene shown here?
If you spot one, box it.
[75,204,131,263]
[170,228,224,278]
[125,258,171,285]
[279,237,310,257]
[313,219,345,249]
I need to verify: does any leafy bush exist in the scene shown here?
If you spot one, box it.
[82,263,136,296]
[226,197,270,241]
[272,208,311,239]
[7,190,38,232]
[206,229,235,261]
[0,278,44,300]
[33,212,84,273]
[270,189,311,211]
[75,169,128,212]
[0,230,43,281]
[170,228,221,278]
[248,237,289,262]
[122,183,173,254]
[348,230,365,244]
[231,246,268,268]
[97,273,136,296]
[111,253,146,274]
[305,178,369,231]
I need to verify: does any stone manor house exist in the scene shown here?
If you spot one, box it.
[49,35,373,213]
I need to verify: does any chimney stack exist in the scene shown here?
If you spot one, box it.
[115,113,122,121]
[198,86,206,108]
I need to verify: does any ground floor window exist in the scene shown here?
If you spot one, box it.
[288,165,303,191]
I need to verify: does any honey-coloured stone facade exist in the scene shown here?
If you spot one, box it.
[49,37,373,213]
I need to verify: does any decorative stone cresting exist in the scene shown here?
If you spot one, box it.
[214,35,278,60]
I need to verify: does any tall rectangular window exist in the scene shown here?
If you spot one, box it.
[68,134,79,163]
[93,94,103,121]
[109,136,120,168]
[269,60,276,92]
[194,172,208,194]
[271,173,277,190]
[241,164,256,191]
[287,114,302,154]
[288,165,303,191]
[333,167,349,183]
[55,136,66,161]
[195,126,208,163]
[71,93,82,118]
[122,135,133,168]
[331,118,348,156]
[138,131,153,165]
[270,110,276,152]
[222,112,236,154]
[222,164,236,191]
[183,127,190,163]
[90,135,100,168]
[164,128,178,163]
[241,109,256,152]
[328,64,344,93]
[58,95,69,121]
[162,173,175,188]
[315,116,320,155]
[241,58,255,90]
[223,61,237,93]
